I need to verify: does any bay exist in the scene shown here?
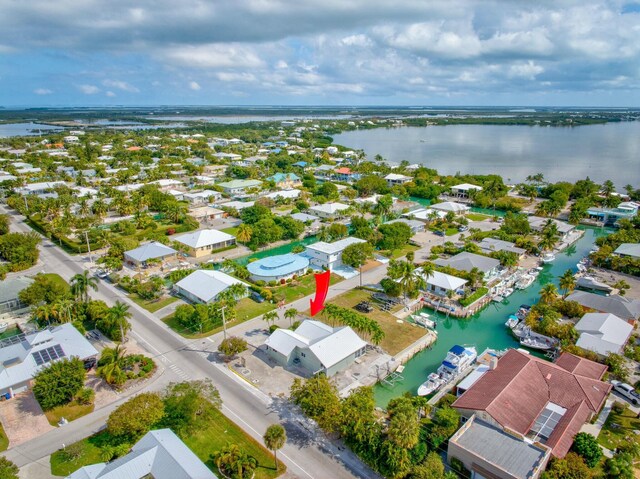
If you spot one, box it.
[333,122,640,188]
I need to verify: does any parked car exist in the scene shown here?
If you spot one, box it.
[458,225,469,232]
[354,301,373,313]
[434,230,445,237]
[611,380,640,405]
[94,269,109,279]
[250,291,265,303]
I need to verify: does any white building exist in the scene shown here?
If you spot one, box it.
[422,270,468,296]
[451,183,483,198]
[575,312,634,357]
[304,237,366,271]
[174,270,248,304]
[384,173,413,186]
[124,242,177,267]
[182,190,222,205]
[173,229,236,258]
[431,201,471,214]
[308,202,350,219]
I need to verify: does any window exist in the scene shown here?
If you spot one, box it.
[527,403,566,443]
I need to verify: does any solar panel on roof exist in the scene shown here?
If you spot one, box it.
[53,344,65,358]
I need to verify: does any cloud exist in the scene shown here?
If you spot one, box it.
[34,88,52,95]
[159,44,264,69]
[106,90,116,97]
[78,84,100,94]
[188,81,201,90]
[103,79,139,92]
[508,61,545,80]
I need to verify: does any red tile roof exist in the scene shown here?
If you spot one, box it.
[546,401,592,458]
[335,167,352,174]
[554,353,608,380]
[453,349,611,457]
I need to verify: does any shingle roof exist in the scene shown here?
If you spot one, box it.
[174,229,235,249]
[566,291,640,321]
[434,252,500,274]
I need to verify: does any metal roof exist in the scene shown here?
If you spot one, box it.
[247,254,309,278]
[124,242,177,263]
[614,243,640,258]
[566,291,640,321]
[435,252,500,274]
[0,276,34,304]
[422,270,468,291]
[305,237,366,255]
[174,229,235,249]
[175,270,248,304]
[575,312,633,356]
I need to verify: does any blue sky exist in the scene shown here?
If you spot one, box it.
[1,0,640,107]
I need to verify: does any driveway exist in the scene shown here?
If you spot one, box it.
[0,392,54,448]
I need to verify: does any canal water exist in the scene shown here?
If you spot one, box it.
[234,235,318,266]
[374,226,611,408]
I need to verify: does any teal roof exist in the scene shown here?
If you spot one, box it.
[268,172,300,183]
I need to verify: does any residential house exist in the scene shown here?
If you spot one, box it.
[613,243,640,259]
[452,349,611,458]
[402,208,446,222]
[435,252,501,280]
[422,270,468,296]
[0,324,98,398]
[263,189,301,201]
[304,237,367,271]
[479,238,526,258]
[247,253,310,283]
[124,242,177,267]
[67,429,216,479]
[173,229,236,258]
[448,415,551,479]
[451,183,483,198]
[384,173,412,187]
[182,190,222,205]
[308,202,350,219]
[431,201,471,215]
[217,179,262,195]
[314,165,335,178]
[202,165,227,176]
[575,312,634,357]
[334,167,360,182]
[151,179,184,191]
[383,218,424,234]
[267,172,302,189]
[213,152,242,162]
[586,201,639,226]
[264,320,366,377]
[0,277,34,315]
[188,206,225,222]
[527,217,575,240]
[174,270,248,304]
[219,200,254,212]
[566,290,640,323]
[15,181,67,196]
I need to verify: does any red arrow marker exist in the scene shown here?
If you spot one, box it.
[310,270,331,316]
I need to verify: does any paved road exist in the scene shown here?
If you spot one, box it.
[0,205,378,479]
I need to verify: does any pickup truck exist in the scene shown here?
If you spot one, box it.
[611,380,640,405]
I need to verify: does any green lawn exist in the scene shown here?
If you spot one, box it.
[42,273,71,292]
[44,402,94,427]
[385,243,419,260]
[0,422,8,452]
[445,227,459,236]
[466,213,491,221]
[222,226,239,236]
[128,294,178,313]
[598,404,640,451]
[270,274,342,304]
[50,410,284,478]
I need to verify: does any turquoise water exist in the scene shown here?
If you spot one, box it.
[234,235,318,266]
[374,226,611,408]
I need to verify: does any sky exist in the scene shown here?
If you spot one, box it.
[1,0,640,107]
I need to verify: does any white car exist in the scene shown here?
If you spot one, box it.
[611,380,640,405]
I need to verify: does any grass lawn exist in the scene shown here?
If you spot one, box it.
[385,243,420,260]
[0,422,8,452]
[445,227,459,236]
[128,294,178,313]
[598,404,640,451]
[466,213,491,221]
[50,410,284,478]
[316,288,428,355]
[42,273,70,292]
[222,226,239,236]
[44,402,94,427]
[269,274,343,304]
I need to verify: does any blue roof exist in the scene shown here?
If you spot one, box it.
[268,172,300,183]
[247,253,310,278]
[449,345,465,355]
[441,360,457,370]
[293,161,308,167]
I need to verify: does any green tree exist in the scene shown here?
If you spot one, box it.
[542,452,593,479]
[70,270,98,303]
[263,424,287,469]
[378,222,412,251]
[236,224,252,244]
[105,300,132,341]
[539,283,558,305]
[32,357,86,410]
[19,274,70,306]
[213,443,258,479]
[96,344,128,386]
[342,241,375,287]
[410,451,447,479]
[290,375,342,433]
[0,214,10,236]
[559,270,576,299]
[605,353,629,381]
[386,396,420,449]
[161,380,222,434]
[107,392,165,440]
[571,432,602,468]
[218,336,248,358]
[388,259,426,305]
[284,307,298,326]
[263,310,279,328]
[0,457,19,479]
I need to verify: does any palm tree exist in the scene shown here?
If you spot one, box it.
[263,310,279,329]
[51,299,74,323]
[559,270,576,299]
[284,308,298,327]
[71,270,98,303]
[236,224,252,244]
[601,179,615,197]
[217,283,247,308]
[109,301,132,341]
[388,259,426,306]
[263,424,287,469]
[97,344,128,386]
[539,283,558,305]
[34,304,54,326]
[213,443,257,479]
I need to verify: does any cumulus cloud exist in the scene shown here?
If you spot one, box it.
[78,84,100,94]
[103,79,139,92]
[188,81,201,90]
[34,88,52,95]
[106,90,116,97]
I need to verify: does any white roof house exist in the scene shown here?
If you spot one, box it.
[575,312,634,356]
[451,183,483,194]
[384,173,413,185]
[431,201,471,214]
[182,190,221,204]
[67,429,216,479]
[174,229,235,250]
[402,208,446,221]
[305,237,366,255]
[175,270,248,304]
[263,189,301,200]
[614,243,640,259]
[308,202,350,218]
[0,324,98,397]
[124,242,177,266]
[422,270,468,293]
[264,320,367,377]
[434,252,500,277]
[16,181,67,195]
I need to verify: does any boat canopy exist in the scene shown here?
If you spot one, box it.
[449,345,465,355]
[441,360,457,370]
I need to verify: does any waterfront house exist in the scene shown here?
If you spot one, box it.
[402,208,446,222]
[151,178,184,191]
[565,291,640,324]
[67,429,216,479]
[182,190,222,205]
[308,202,350,219]
[450,183,483,198]
[334,167,360,182]
[264,320,366,377]
[0,324,98,398]
[124,242,178,268]
[267,172,302,189]
[527,216,575,240]
[174,270,249,304]
[452,349,610,458]
[247,253,310,283]
[219,200,254,212]
[613,243,640,259]
[0,277,34,315]
[479,238,526,258]
[586,201,639,226]
[173,229,236,258]
[575,312,633,357]
[448,414,551,479]
[430,201,470,215]
[435,252,501,280]
[422,270,468,296]
[217,179,263,195]
[384,173,413,187]
[305,237,367,271]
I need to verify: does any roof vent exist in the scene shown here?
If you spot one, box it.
[546,373,552,380]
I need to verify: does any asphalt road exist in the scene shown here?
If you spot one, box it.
[0,205,379,479]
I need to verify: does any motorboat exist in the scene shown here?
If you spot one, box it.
[541,253,556,263]
[413,312,436,329]
[417,372,444,396]
[505,315,519,328]
[515,304,531,320]
[503,287,514,297]
[515,274,535,290]
[576,276,613,293]
[492,295,504,303]
[520,336,557,350]
[0,322,7,333]
[437,345,478,379]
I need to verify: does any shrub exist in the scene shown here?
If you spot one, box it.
[75,387,95,406]
[571,432,602,468]
[33,358,86,410]
[0,457,19,479]
[166,228,176,235]
[59,442,84,463]
[218,336,248,357]
[107,393,165,440]
[269,325,280,333]
[612,401,627,414]
[449,457,471,479]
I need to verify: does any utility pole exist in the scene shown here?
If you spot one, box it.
[23,196,28,213]
[84,231,93,265]
[221,305,227,340]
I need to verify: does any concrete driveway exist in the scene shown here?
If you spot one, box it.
[0,392,54,448]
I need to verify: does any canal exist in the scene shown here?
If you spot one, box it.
[374,225,611,408]
[234,235,318,266]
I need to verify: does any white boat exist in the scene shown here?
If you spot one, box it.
[516,274,535,290]
[520,336,556,350]
[492,295,504,303]
[541,253,556,263]
[437,345,478,379]
[0,322,7,333]
[417,372,444,396]
[413,312,436,329]
[505,315,519,328]
[504,287,514,297]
